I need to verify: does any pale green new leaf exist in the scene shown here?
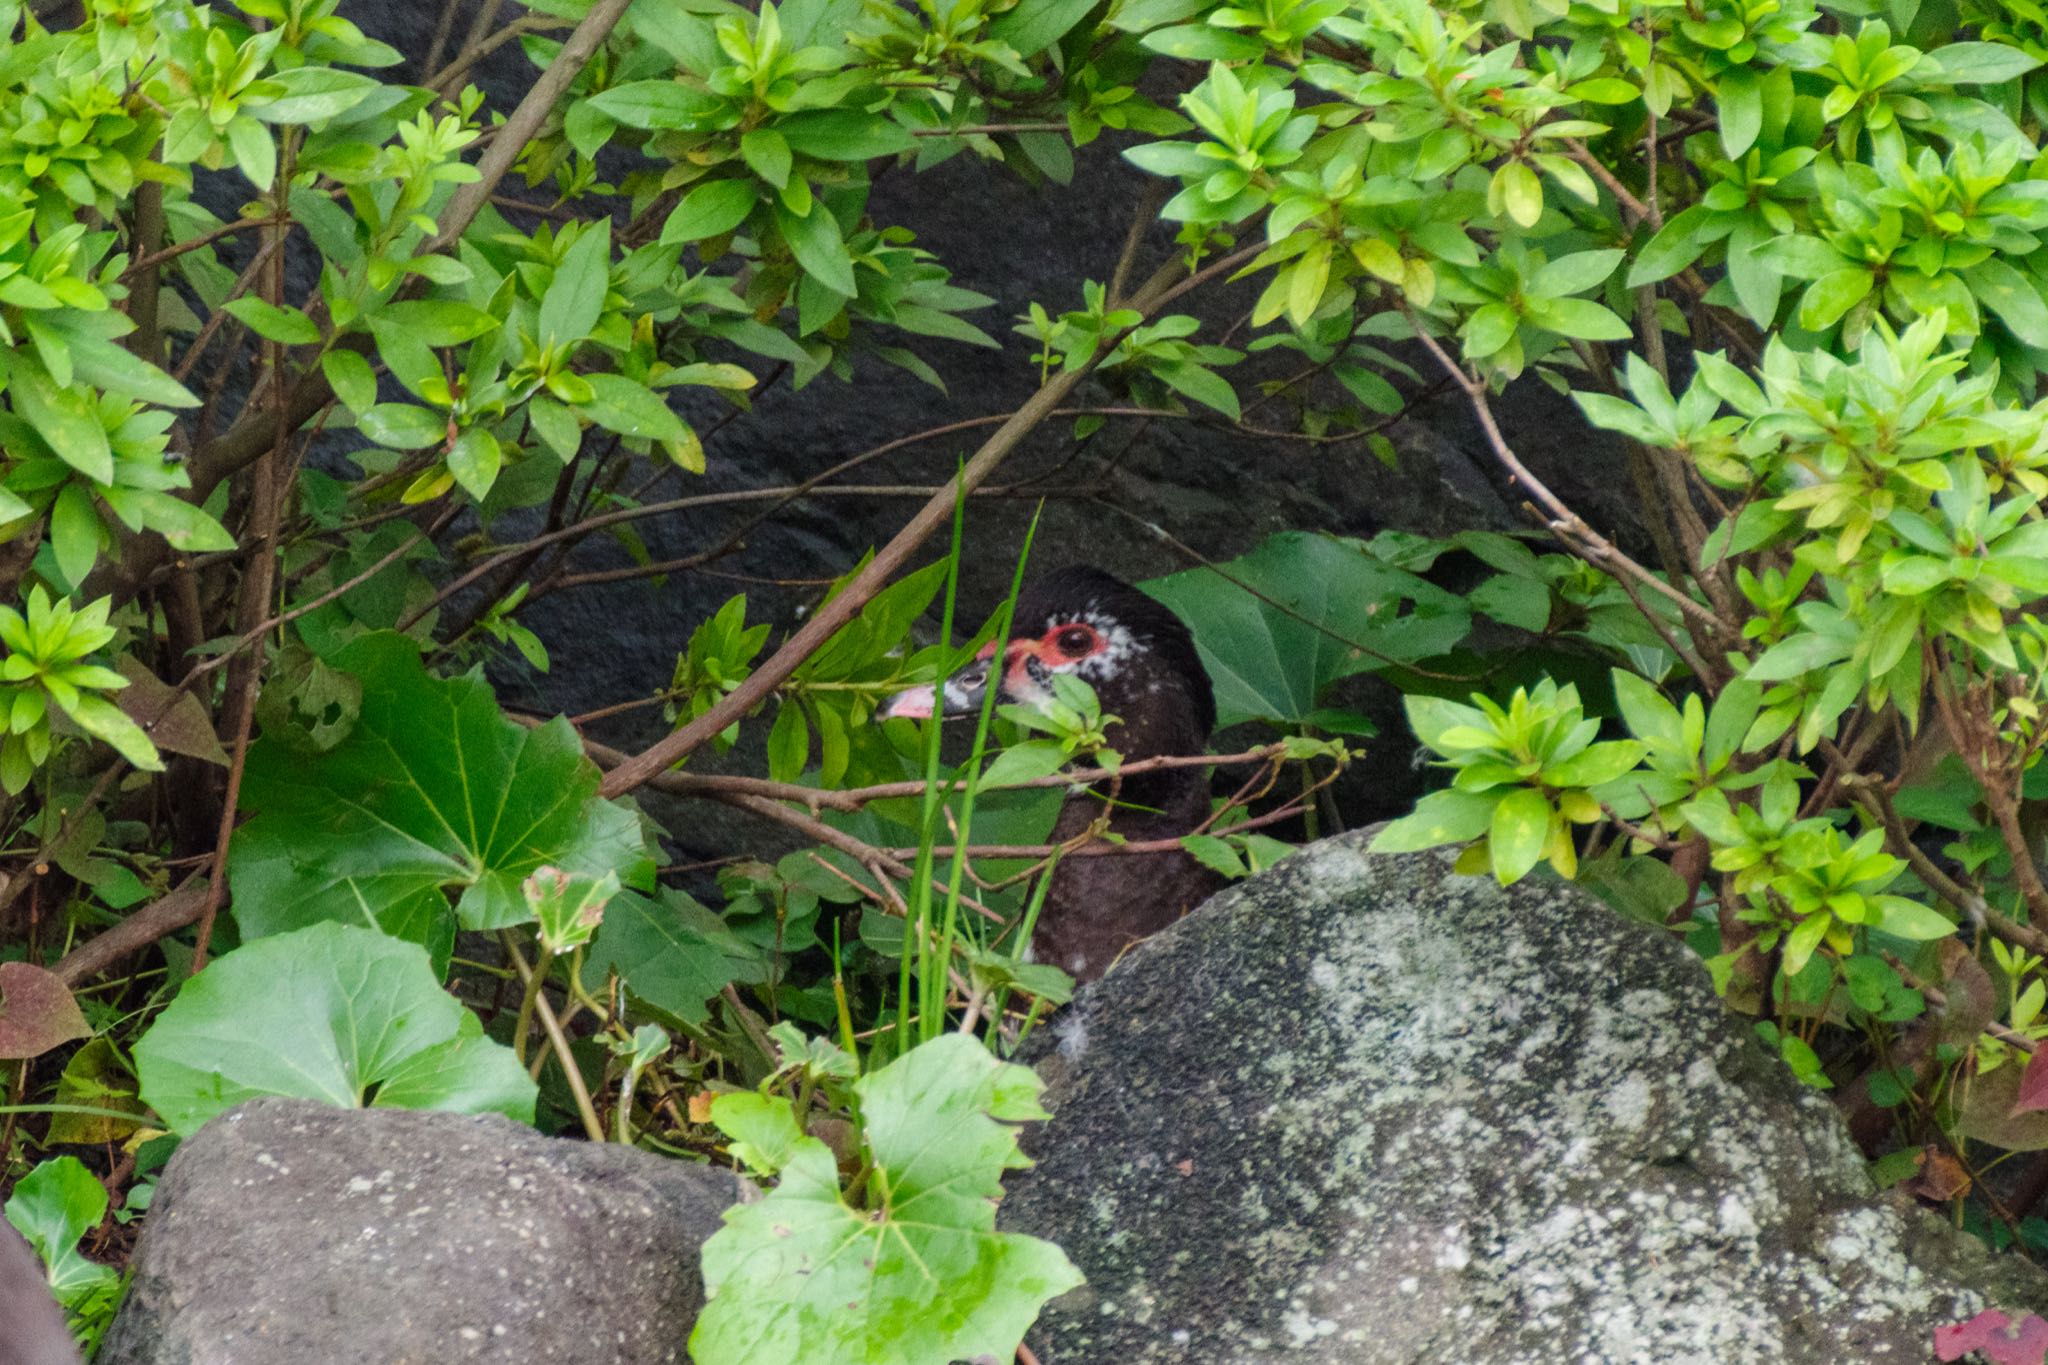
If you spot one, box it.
[691,1035,1083,1365]
[134,922,535,1135]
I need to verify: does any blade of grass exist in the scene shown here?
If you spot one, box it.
[923,504,1043,1042]
[897,473,971,1057]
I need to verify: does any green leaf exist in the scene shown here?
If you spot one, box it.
[1139,23,1264,59]
[980,738,1071,789]
[1746,631,1854,681]
[1489,787,1551,883]
[691,1035,1083,1363]
[989,0,1095,54]
[767,700,808,782]
[1718,65,1763,157]
[1531,249,1624,297]
[62,693,165,772]
[774,200,856,297]
[132,491,237,552]
[740,128,793,189]
[1180,833,1248,878]
[1493,160,1544,228]
[580,372,687,442]
[250,66,380,123]
[1370,788,1499,852]
[660,179,759,245]
[57,329,200,408]
[134,922,536,1136]
[322,349,378,411]
[1872,897,1957,941]
[1627,205,1712,287]
[229,634,652,958]
[1797,268,1874,331]
[8,360,111,484]
[1152,360,1240,418]
[446,427,502,500]
[1143,532,1470,729]
[585,80,724,130]
[590,887,763,1026]
[539,219,611,347]
[49,483,99,586]
[226,115,276,191]
[526,395,582,461]
[4,1156,118,1317]
[358,403,447,450]
[1966,258,2048,349]
[223,296,321,345]
[777,111,915,162]
[1924,41,2042,84]
[1526,296,1632,341]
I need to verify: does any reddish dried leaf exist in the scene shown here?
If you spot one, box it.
[2014,1047,2048,1118]
[1904,1146,1972,1202]
[1936,1309,2048,1364]
[1954,1060,2048,1152]
[115,657,229,766]
[0,962,91,1059]
[1936,937,2000,1046]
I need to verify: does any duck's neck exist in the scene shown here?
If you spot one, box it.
[1077,674,1211,828]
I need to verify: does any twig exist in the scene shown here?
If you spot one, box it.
[1399,303,1726,635]
[501,931,606,1141]
[53,876,209,987]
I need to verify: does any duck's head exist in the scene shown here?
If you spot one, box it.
[879,565,1215,758]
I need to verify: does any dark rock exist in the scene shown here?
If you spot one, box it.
[0,1223,80,1365]
[98,1098,741,1365]
[1001,831,2048,1363]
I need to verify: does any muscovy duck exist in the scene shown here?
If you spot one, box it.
[880,565,1222,981]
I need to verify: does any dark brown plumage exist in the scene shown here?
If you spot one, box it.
[882,565,1222,981]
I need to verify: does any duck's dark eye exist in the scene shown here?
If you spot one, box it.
[1055,625,1096,657]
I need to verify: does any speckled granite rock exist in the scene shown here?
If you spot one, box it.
[1001,831,2048,1363]
[97,1099,741,1365]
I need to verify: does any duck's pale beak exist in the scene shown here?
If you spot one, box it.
[876,658,992,720]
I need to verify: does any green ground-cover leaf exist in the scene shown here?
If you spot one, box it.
[135,921,535,1136]
[229,633,651,965]
[5,1155,121,1337]
[1142,532,1471,730]
[590,886,768,1026]
[691,1034,1082,1365]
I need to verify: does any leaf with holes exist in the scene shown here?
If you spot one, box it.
[228,632,652,969]
[690,1034,1083,1364]
[1142,532,1471,729]
[134,921,535,1136]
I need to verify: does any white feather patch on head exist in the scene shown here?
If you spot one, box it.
[1045,603,1147,682]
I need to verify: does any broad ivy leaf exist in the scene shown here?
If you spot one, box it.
[135,922,536,1135]
[229,633,652,963]
[691,1035,1083,1364]
[1143,532,1471,729]
[590,887,765,1026]
[4,1156,118,1319]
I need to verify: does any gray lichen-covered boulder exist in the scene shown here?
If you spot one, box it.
[98,1099,741,1365]
[1001,832,2048,1363]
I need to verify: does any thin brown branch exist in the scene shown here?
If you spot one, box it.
[53,875,209,987]
[1400,303,1728,636]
